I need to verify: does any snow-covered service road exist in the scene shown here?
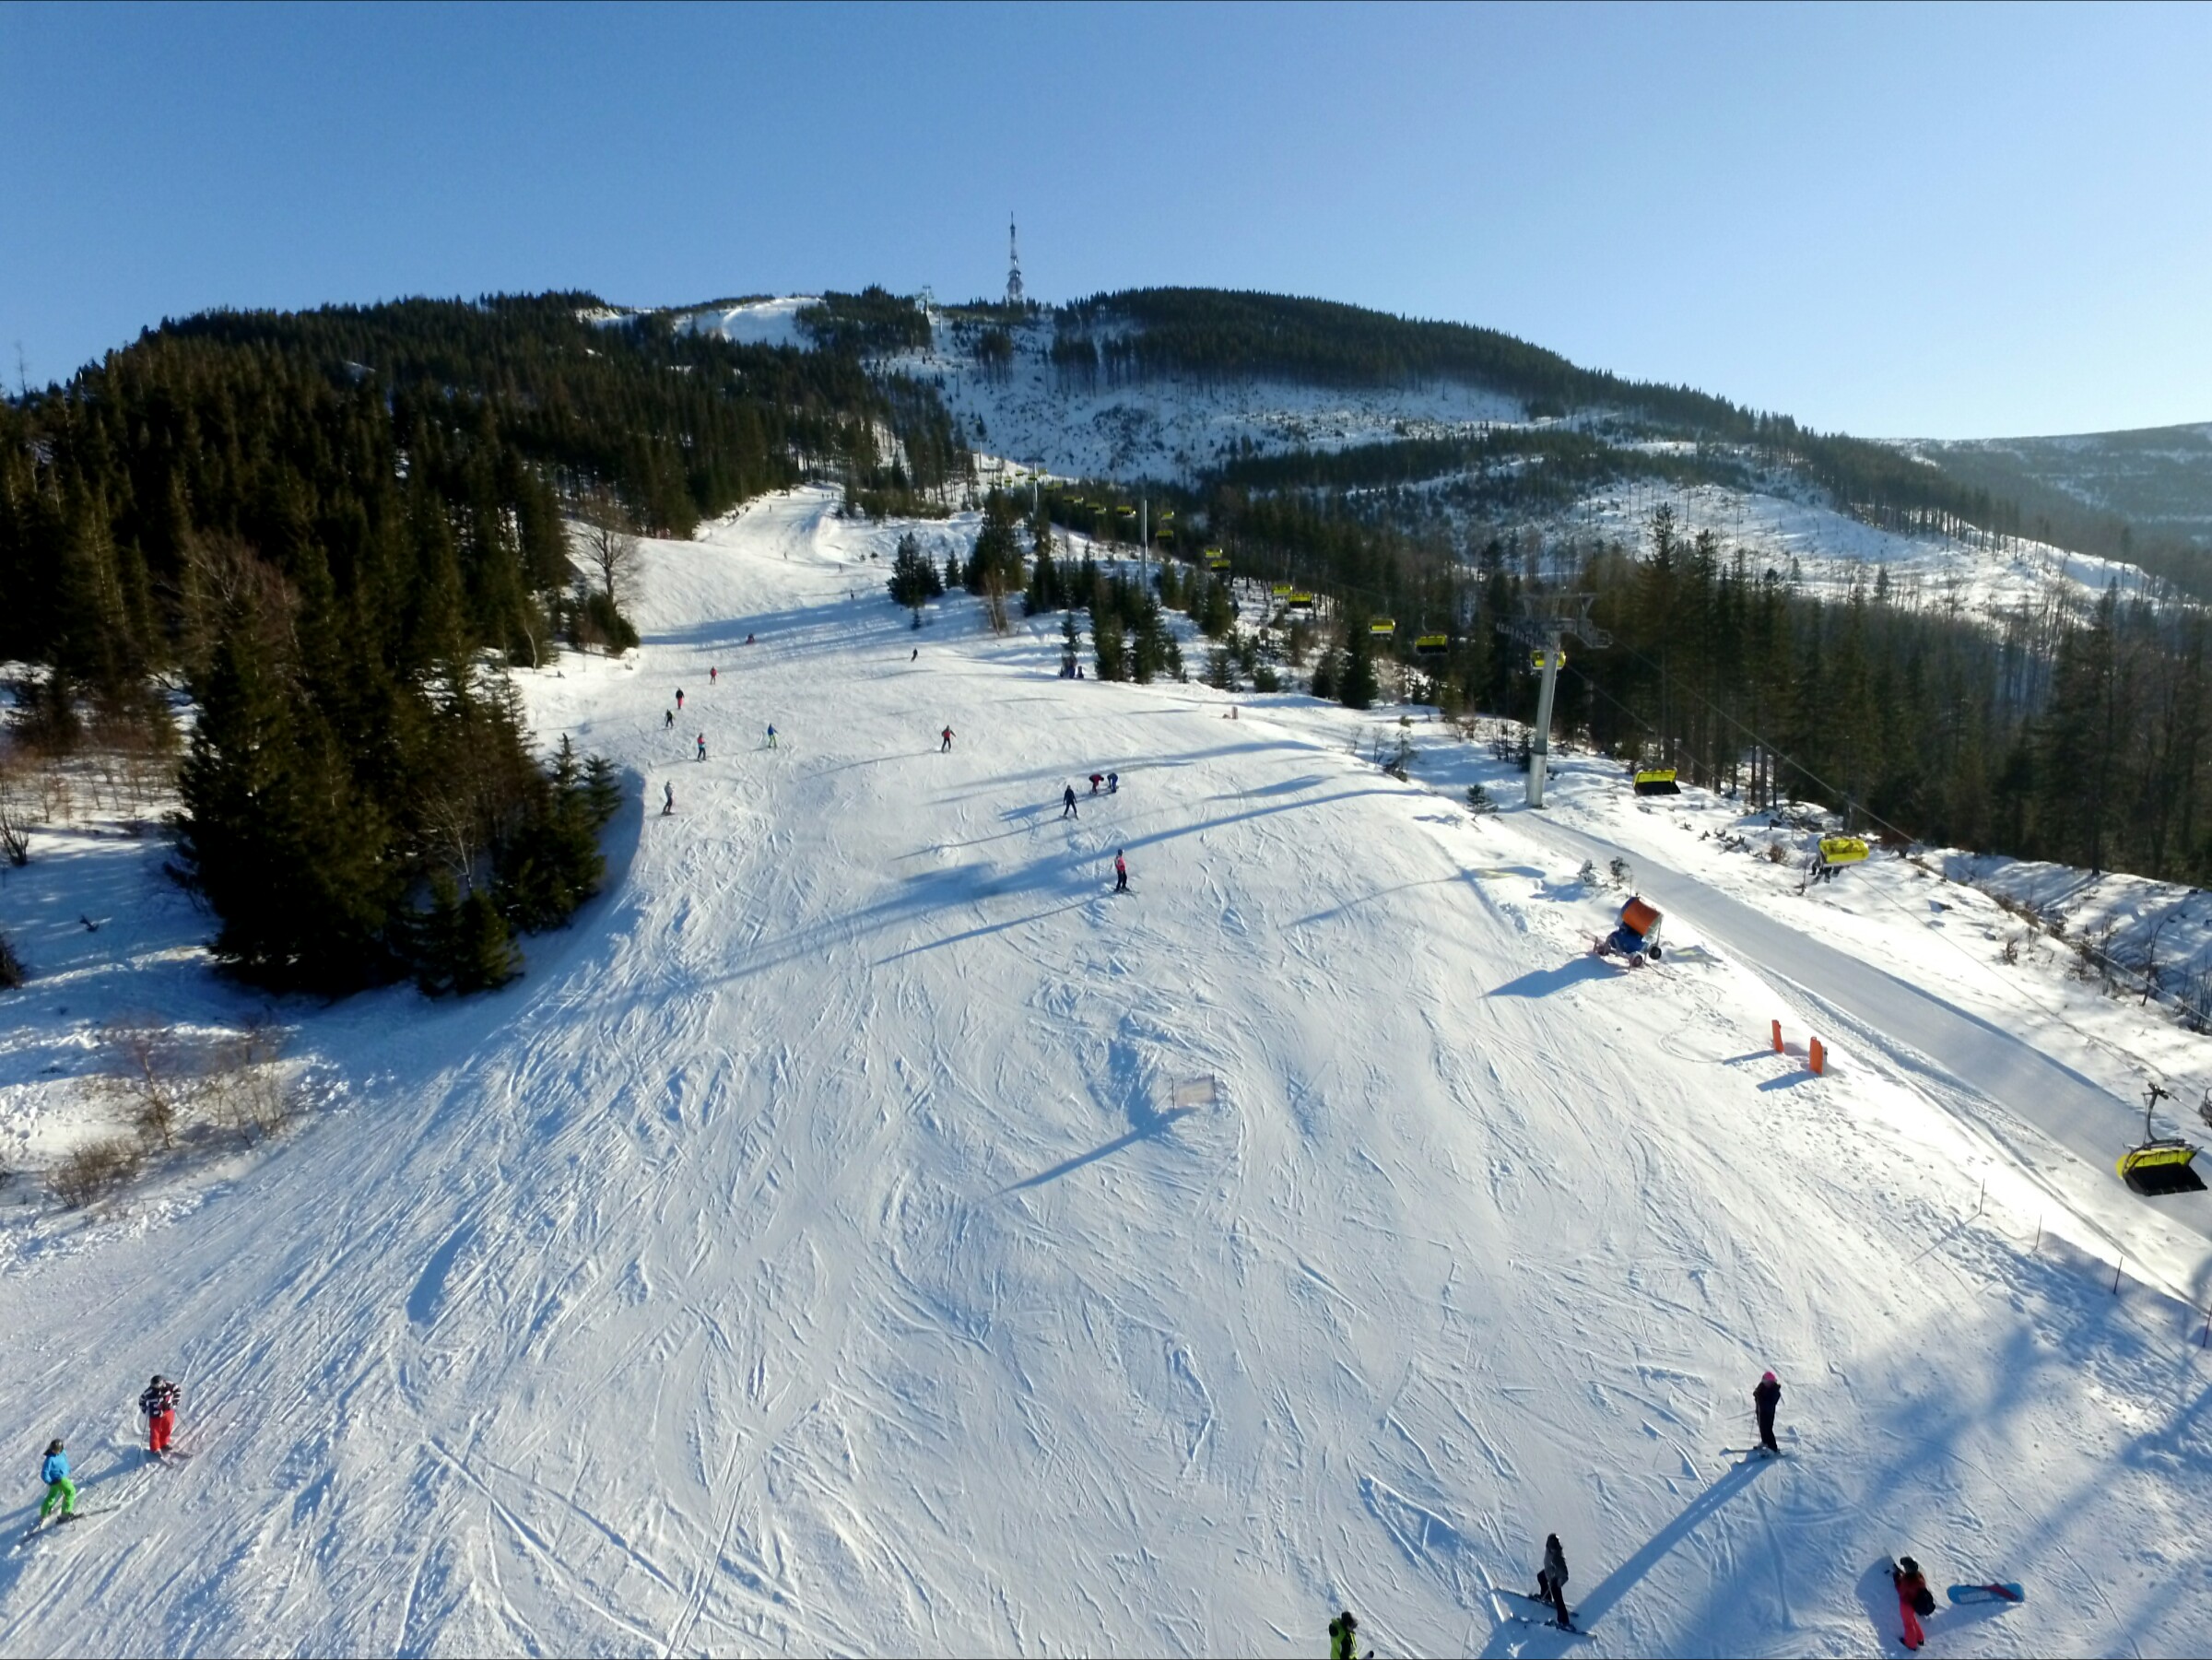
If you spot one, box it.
[2,488,2207,1657]
[1518,816,2212,1248]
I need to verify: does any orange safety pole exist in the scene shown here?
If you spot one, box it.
[1809,1038,1826,1076]
[1771,1018,1783,1054]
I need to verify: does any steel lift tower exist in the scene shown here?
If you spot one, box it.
[1500,594,1610,808]
[1006,216,1024,309]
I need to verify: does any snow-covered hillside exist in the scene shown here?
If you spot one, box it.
[2,488,2208,1656]
[682,298,2167,618]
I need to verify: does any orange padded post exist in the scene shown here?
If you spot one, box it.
[1809,1038,1826,1076]
[1771,1018,1783,1054]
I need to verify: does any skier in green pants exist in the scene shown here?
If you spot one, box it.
[39,1439,76,1524]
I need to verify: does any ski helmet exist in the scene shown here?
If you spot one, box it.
[46,1439,63,1454]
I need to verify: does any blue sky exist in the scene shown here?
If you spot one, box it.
[4,1,2207,439]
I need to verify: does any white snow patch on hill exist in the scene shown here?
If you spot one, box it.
[1,487,2206,1656]
[675,295,816,352]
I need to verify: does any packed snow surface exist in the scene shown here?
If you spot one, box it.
[2,488,2209,1656]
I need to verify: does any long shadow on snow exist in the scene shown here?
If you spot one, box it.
[997,1105,1197,1195]
[1571,1455,1774,1628]
[1488,957,1617,998]
[716,788,1400,983]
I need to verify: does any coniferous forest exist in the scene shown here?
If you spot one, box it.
[0,291,961,992]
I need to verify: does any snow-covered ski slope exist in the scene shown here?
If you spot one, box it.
[4,487,2210,1657]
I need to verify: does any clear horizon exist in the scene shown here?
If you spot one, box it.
[4,0,2207,441]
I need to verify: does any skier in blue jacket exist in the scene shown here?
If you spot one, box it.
[39,1439,75,1524]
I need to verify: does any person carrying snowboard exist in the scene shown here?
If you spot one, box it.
[1892,1554,1935,1650]
[140,1375,181,1456]
[1535,1532,1572,1629]
[38,1439,75,1525]
[1062,785,1078,819]
[1754,1370,1782,1454]
[941,725,955,753]
[1113,850,1128,892]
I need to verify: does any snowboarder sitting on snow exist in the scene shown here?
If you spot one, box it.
[141,1375,180,1456]
[1536,1532,1572,1628]
[39,1439,74,1525]
[1754,1370,1782,1454]
[1114,851,1128,892]
[1062,785,1079,819]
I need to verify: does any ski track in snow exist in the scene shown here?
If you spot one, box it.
[0,484,2206,1656]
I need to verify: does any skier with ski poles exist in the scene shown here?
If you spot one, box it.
[1535,1533,1573,1630]
[1754,1370,1782,1455]
[140,1375,180,1457]
[37,1440,75,1527]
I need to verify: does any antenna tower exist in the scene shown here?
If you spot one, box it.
[1006,215,1025,309]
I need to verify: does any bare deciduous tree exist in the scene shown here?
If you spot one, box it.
[577,491,641,611]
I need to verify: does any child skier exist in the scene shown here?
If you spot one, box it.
[665,709,675,729]
[941,725,955,752]
[1754,1370,1782,1454]
[1535,1533,1572,1629]
[765,724,778,748]
[696,733,707,762]
[709,665,718,684]
[676,689,684,712]
[38,1439,74,1525]
[1113,851,1128,893]
[140,1374,180,1456]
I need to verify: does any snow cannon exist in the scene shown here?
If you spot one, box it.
[1594,895,1665,966]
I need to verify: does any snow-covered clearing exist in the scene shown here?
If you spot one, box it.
[1,486,2207,1656]
[1536,477,2159,615]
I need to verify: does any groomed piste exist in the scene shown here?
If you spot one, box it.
[1,485,2207,1656]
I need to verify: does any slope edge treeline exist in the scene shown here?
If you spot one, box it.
[0,291,963,992]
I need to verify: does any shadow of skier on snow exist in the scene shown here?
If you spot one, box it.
[1569,1456,1774,1629]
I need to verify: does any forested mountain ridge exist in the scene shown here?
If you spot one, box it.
[0,290,967,991]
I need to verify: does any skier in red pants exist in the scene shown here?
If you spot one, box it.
[1892,1555,1934,1650]
[140,1374,180,1456]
